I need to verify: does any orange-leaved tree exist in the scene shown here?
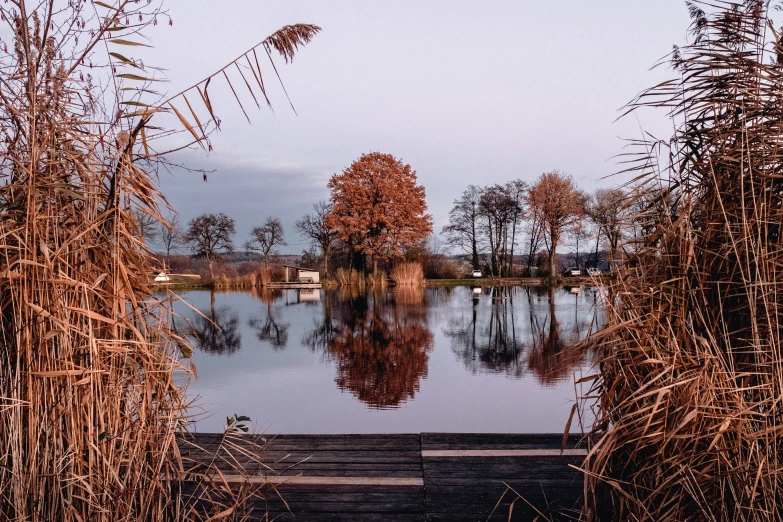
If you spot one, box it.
[526,170,584,279]
[326,152,433,274]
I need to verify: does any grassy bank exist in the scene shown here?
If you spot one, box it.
[153,275,605,291]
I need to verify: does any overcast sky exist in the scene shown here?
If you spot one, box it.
[149,1,691,254]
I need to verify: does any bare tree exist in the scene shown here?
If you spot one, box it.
[186,213,236,278]
[586,187,628,267]
[569,214,593,268]
[523,212,545,276]
[527,171,584,279]
[505,179,527,277]
[296,201,338,275]
[479,185,515,277]
[132,209,158,245]
[159,213,184,258]
[247,217,286,266]
[442,185,484,271]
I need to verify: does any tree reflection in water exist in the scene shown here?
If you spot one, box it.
[526,287,585,385]
[248,288,289,349]
[191,291,242,355]
[305,289,434,409]
[444,286,589,383]
[444,287,526,376]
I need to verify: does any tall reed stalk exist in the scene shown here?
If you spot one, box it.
[0,1,318,519]
[583,2,783,520]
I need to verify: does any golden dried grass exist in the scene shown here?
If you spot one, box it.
[0,2,319,520]
[581,2,783,520]
[390,262,425,286]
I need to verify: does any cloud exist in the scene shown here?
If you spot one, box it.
[157,151,334,253]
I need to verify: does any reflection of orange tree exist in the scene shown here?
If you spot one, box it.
[328,295,433,408]
[527,289,584,385]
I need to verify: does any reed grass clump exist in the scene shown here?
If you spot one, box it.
[582,2,783,520]
[336,267,365,287]
[258,266,273,286]
[390,262,425,286]
[0,2,319,520]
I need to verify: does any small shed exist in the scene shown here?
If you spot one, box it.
[283,265,320,284]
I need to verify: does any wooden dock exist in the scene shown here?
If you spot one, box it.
[181,433,586,521]
[266,282,322,289]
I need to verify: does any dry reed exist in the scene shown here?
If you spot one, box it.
[582,2,783,520]
[258,266,273,286]
[0,2,319,520]
[336,267,365,288]
[390,262,425,286]
[211,266,273,290]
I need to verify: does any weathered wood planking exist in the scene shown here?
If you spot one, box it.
[183,433,586,521]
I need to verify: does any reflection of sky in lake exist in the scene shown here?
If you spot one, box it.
[174,286,604,434]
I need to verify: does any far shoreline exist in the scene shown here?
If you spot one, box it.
[153,275,604,292]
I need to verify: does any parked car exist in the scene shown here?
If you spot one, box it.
[586,267,602,276]
[563,267,582,277]
[471,270,482,278]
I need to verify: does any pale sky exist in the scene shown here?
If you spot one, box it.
[147,0,690,254]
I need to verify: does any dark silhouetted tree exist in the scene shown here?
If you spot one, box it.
[479,185,516,277]
[442,185,484,271]
[246,217,286,266]
[186,213,236,278]
[296,201,338,276]
[159,212,184,258]
[133,209,158,244]
[586,187,628,267]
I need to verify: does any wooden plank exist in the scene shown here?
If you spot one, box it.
[183,450,424,461]
[420,432,586,450]
[264,511,426,522]
[423,448,587,457]
[257,499,425,513]
[198,475,424,486]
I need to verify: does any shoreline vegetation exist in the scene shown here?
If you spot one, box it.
[153,274,600,291]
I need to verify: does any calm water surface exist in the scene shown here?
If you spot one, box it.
[175,286,604,434]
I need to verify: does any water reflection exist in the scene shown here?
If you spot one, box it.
[444,287,525,376]
[306,290,434,409]
[444,286,597,384]
[526,287,586,385]
[179,286,603,433]
[247,289,289,349]
[191,292,242,355]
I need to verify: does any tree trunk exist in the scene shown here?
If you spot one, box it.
[471,216,479,270]
[487,220,497,276]
[509,215,517,278]
[548,232,559,281]
[323,244,330,277]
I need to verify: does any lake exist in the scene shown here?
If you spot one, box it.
[173,285,604,434]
